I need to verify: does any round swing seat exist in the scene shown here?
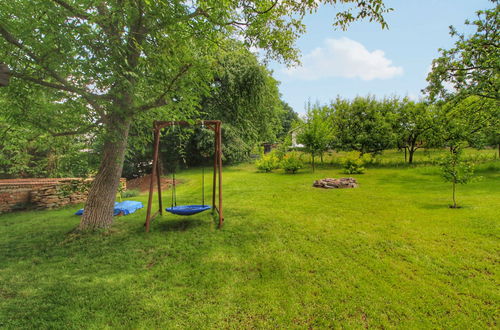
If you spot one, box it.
[166,205,211,216]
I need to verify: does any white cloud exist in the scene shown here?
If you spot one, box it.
[284,37,403,81]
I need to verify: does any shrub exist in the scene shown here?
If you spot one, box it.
[341,151,367,174]
[255,153,280,172]
[281,152,303,174]
[121,189,140,198]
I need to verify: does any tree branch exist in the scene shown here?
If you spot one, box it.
[244,0,279,15]
[10,71,109,116]
[0,24,107,100]
[126,0,147,71]
[95,3,122,42]
[51,0,90,20]
[134,64,192,112]
[11,72,89,95]
[47,122,99,137]
[0,24,70,88]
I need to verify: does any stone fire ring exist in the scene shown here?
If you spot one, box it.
[313,178,358,189]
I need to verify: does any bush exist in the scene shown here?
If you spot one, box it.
[281,152,303,174]
[341,151,367,174]
[121,189,140,198]
[255,153,280,172]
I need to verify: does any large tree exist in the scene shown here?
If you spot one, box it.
[425,1,499,156]
[432,96,499,153]
[394,99,436,164]
[277,101,299,140]
[329,96,396,155]
[199,45,283,149]
[298,104,332,171]
[0,0,390,230]
[124,44,285,175]
[426,1,499,102]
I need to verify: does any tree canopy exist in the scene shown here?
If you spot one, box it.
[297,104,332,171]
[393,99,436,163]
[426,1,499,102]
[329,96,396,155]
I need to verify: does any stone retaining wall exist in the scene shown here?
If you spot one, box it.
[0,178,126,214]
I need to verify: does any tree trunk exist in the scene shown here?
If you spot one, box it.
[408,147,415,164]
[452,182,457,208]
[79,114,132,231]
[311,154,315,172]
[404,147,407,163]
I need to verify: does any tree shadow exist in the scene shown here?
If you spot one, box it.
[419,202,471,210]
[156,218,205,232]
[0,204,261,327]
[419,203,448,210]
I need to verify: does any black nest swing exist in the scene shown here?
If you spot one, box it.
[144,120,224,232]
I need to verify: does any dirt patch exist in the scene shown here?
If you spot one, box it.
[127,174,179,192]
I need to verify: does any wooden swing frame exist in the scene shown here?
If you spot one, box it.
[144,120,224,232]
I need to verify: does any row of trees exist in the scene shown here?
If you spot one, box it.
[297,95,499,169]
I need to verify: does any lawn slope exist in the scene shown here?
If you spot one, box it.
[0,160,499,328]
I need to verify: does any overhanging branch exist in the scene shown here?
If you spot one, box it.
[134,64,192,112]
[0,24,108,102]
[48,122,100,137]
[51,0,90,20]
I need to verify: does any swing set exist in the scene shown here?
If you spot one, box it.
[144,120,224,232]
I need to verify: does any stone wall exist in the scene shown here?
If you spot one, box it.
[0,178,126,214]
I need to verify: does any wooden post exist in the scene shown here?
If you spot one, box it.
[217,123,224,227]
[212,126,218,211]
[145,126,161,232]
[156,137,163,215]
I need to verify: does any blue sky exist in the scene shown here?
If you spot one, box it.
[267,0,494,114]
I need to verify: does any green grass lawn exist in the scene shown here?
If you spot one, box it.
[1,152,499,328]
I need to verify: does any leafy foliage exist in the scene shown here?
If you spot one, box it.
[298,104,333,171]
[393,99,437,163]
[277,101,300,140]
[340,151,370,174]
[329,96,396,155]
[123,46,287,175]
[255,152,280,172]
[432,96,499,151]
[280,151,303,174]
[426,1,500,102]
[0,93,98,178]
[121,189,140,198]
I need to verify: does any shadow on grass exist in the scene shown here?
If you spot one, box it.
[419,202,449,210]
[157,218,205,232]
[419,202,473,210]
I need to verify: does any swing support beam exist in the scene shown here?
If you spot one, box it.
[144,120,224,232]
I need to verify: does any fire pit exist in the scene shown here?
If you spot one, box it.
[313,178,358,189]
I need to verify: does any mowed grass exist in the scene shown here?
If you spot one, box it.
[0,151,499,328]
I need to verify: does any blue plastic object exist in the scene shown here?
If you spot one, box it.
[75,201,144,216]
[166,205,211,216]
